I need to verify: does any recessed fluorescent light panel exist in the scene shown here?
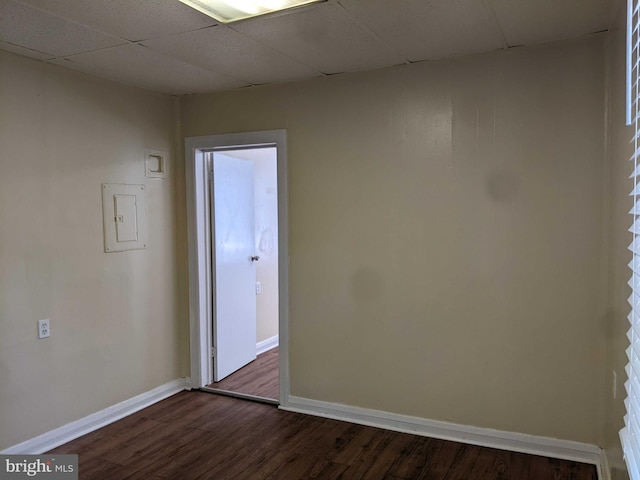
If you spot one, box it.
[178,0,324,23]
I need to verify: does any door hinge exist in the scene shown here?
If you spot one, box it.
[210,347,216,357]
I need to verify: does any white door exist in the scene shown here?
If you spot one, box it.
[212,152,257,381]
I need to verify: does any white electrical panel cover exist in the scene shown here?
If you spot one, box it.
[102,183,147,252]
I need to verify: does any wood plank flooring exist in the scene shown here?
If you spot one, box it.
[206,347,279,400]
[49,391,597,480]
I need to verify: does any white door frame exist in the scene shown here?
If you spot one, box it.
[185,130,289,406]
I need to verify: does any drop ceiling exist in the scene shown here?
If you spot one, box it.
[0,0,614,96]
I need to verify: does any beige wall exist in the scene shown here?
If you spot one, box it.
[182,35,607,444]
[606,0,634,478]
[0,51,186,450]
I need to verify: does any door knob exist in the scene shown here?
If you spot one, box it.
[251,255,260,262]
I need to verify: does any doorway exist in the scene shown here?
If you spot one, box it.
[185,131,289,407]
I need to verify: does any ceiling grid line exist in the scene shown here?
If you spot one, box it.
[480,0,510,49]
[222,22,327,77]
[334,0,410,66]
[10,0,129,54]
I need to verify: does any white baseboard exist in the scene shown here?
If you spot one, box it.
[282,396,607,479]
[1,377,190,455]
[256,335,279,356]
[0,380,611,479]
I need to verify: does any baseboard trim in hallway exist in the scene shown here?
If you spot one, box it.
[256,335,278,355]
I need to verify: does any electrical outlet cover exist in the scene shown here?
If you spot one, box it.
[38,319,50,339]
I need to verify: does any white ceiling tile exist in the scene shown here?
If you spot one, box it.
[142,26,322,85]
[17,0,217,42]
[338,0,505,62]
[0,0,617,95]
[232,1,406,75]
[0,0,125,57]
[49,44,248,95]
[0,41,54,61]
[486,0,610,46]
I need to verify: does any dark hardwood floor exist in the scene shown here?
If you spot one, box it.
[206,347,279,400]
[49,391,597,480]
